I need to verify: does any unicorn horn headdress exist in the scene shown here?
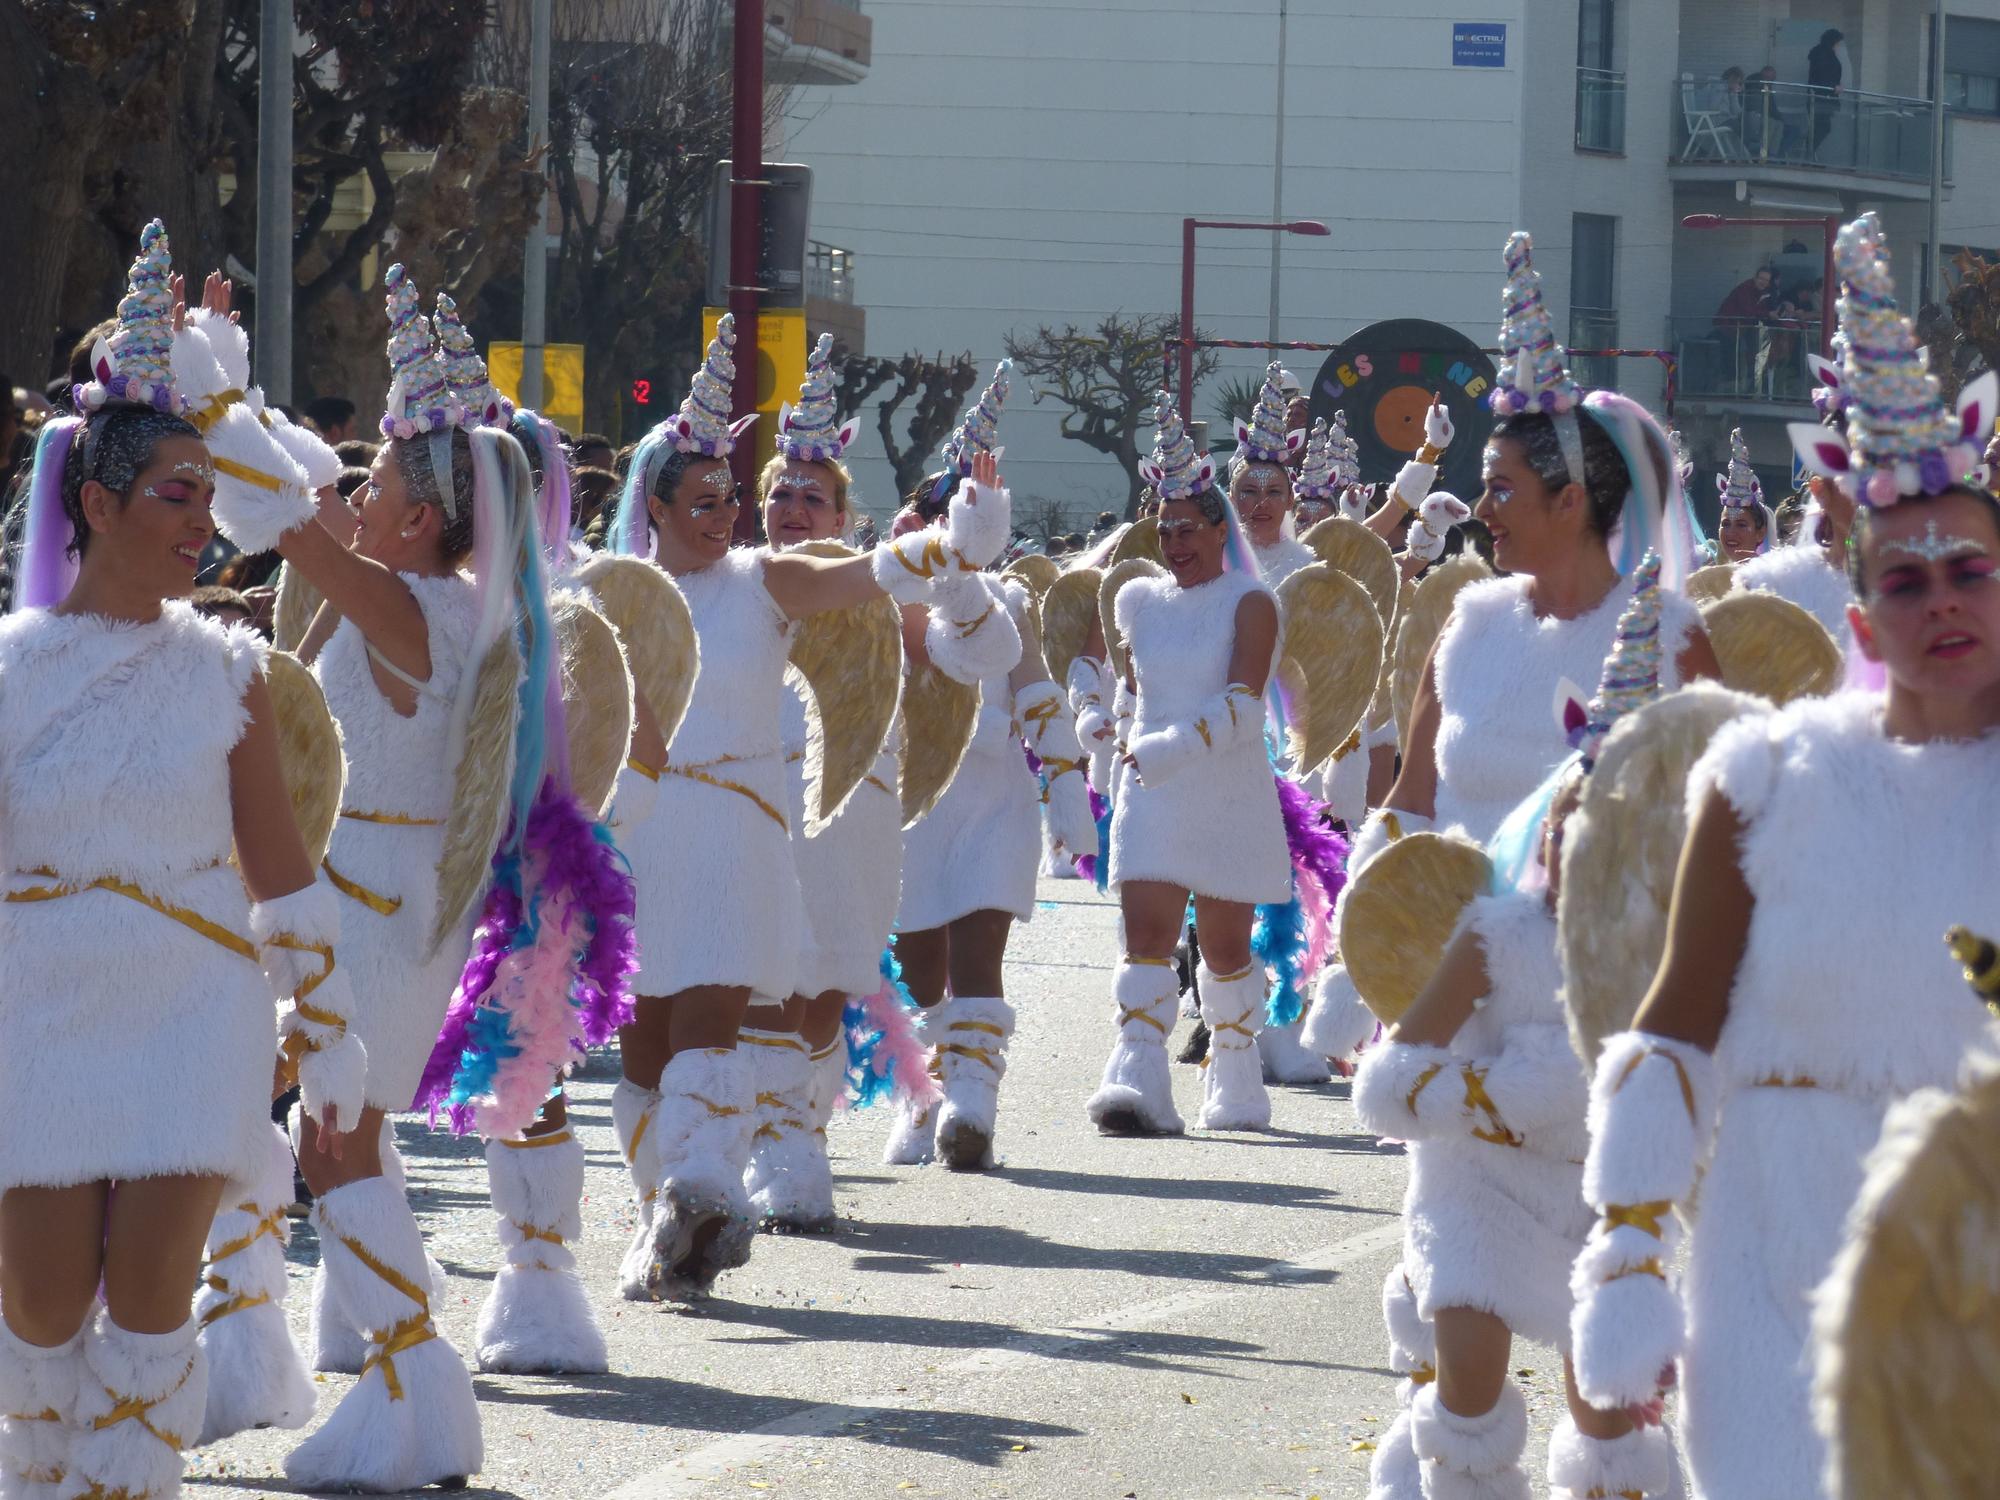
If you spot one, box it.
[777,332,860,463]
[941,358,1011,476]
[434,291,512,429]
[76,219,186,416]
[1235,361,1306,465]
[1294,417,1340,502]
[664,313,759,459]
[1791,212,1996,506]
[1491,232,1582,420]
[1563,552,1663,771]
[1716,427,1763,512]
[1137,389,1216,502]
[380,264,459,440]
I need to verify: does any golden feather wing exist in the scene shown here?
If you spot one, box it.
[1097,558,1165,680]
[1301,515,1398,626]
[1339,831,1493,1025]
[1702,591,1843,705]
[786,540,902,834]
[1109,516,1165,566]
[429,633,522,957]
[1276,564,1385,775]
[1039,567,1103,683]
[1389,554,1490,737]
[898,663,979,827]
[264,649,345,865]
[272,561,325,655]
[1003,552,1061,599]
[571,553,700,748]
[552,591,634,821]
[1685,562,1737,603]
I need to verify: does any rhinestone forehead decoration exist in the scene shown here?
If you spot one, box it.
[1879,519,1988,564]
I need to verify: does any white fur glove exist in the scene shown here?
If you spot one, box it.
[1569,1030,1719,1409]
[611,761,660,833]
[924,575,1023,685]
[172,322,317,555]
[251,883,367,1134]
[945,478,1011,567]
[1348,806,1434,877]
[1352,1039,1461,1140]
[1126,682,1264,788]
[1391,456,1438,512]
[1422,400,1454,457]
[1015,681,1098,857]
[870,480,1010,605]
[1067,655,1113,746]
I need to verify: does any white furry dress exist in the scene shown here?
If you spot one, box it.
[1674,692,1999,1498]
[1353,893,1591,1347]
[315,573,482,1113]
[1432,571,1700,843]
[1108,570,1291,904]
[625,548,803,1000]
[897,579,1040,932]
[1731,543,1854,646]
[1249,534,1316,588]
[0,605,273,1190]
[784,680,903,996]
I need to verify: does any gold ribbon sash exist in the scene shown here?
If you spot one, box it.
[664,755,788,832]
[6,867,255,964]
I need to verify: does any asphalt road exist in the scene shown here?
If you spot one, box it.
[193,876,1572,1499]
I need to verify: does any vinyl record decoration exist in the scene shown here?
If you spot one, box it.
[1307,319,1497,503]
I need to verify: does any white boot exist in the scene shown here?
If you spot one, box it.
[933,996,1016,1171]
[379,1117,449,1300]
[742,1031,837,1233]
[1369,1407,1425,1500]
[282,1177,482,1492]
[1258,1016,1333,1085]
[196,1122,316,1442]
[68,1313,205,1500]
[809,1034,848,1131]
[0,1319,81,1500]
[612,1077,663,1302]
[1197,962,1271,1130]
[1547,1417,1678,1499]
[883,1006,942,1166]
[1369,1265,1435,1500]
[646,1048,757,1304]
[1409,1380,1531,1500]
[475,1129,609,1374]
[1301,962,1378,1062]
[1086,958,1185,1136]
[304,1116,441,1371]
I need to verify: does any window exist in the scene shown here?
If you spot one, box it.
[1574,0,1624,152]
[1944,15,2000,117]
[1577,0,1615,70]
[1571,215,1619,389]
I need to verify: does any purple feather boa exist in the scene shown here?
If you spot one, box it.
[414,778,638,1134]
[1275,773,1349,908]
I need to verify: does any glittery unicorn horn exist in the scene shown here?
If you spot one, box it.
[1716,427,1763,513]
[1560,552,1663,772]
[1490,231,1583,418]
[434,290,512,428]
[1136,389,1216,502]
[667,313,759,456]
[76,219,187,415]
[1790,212,1996,506]
[379,264,459,439]
[1294,417,1340,503]
[1235,360,1307,463]
[1329,411,1373,521]
[777,332,860,463]
[941,358,1011,475]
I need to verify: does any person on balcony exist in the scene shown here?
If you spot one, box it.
[1714,268,1776,396]
[1806,29,1846,158]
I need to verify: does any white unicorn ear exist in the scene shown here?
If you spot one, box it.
[1806,352,1843,390]
[836,417,861,452]
[1788,421,1851,477]
[1956,370,1997,445]
[1194,455,1217,490]
[1553,676,1589,739]
[1233,417,1253,450]
[1285,427,1307,456]
[727,412,759,439]
[91,337,115,386]
[776,400,796,433]
[1138,459,1165,487]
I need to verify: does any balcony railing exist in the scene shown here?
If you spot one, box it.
[1570,309,1620,390]
[1672,78,1935,182]
[1576,67,1626,154]
[1668,314,1820,405]
[806,241,856,305]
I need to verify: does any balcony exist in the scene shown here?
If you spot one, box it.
[805,240,865,354]
[766,0,870,86]
[1667,314,1823,415]
[1570,309,1620,391]
[1575,67,1626,154]
[1670,79,1939,197]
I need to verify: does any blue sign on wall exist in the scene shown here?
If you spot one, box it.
[1452,22,1507,67]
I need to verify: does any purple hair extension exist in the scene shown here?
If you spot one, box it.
[13,417,83,613]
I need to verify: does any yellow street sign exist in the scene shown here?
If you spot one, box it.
[703,306,807,473]
[488,342,586,437]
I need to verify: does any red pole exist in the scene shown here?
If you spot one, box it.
[1821,214,1838,359]
[1180,218,1197,426]
[729,0,764,541]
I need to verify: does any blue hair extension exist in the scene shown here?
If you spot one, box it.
[1484,760,1573,897]
[610,427,673,558]
[1252,891,1307,1026]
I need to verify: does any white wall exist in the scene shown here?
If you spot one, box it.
[780,0,1529,524]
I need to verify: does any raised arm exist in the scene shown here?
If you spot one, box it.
[277,510,430,685]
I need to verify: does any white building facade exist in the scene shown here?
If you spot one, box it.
[780,0,2000,526]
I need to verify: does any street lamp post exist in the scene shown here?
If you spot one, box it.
[1180,217,1330,425]
[1681,211,1839,358]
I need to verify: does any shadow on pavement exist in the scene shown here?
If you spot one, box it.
[839,1218,1341,1287]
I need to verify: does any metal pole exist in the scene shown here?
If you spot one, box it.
[520,0,551,411]
[1927,0,1947,302]
[1266,0,1287,345]
[729,0,765,541]
[254,0,293,406]
[1180,218,1197,427]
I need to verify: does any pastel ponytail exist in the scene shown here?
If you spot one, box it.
[12,417,83,613]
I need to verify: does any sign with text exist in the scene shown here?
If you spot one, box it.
[1307,319,1497,499]
[1451,22,1506,67]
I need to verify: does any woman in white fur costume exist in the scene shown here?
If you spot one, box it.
[739,333,907,1228]
[885,364,1098,1173]
[1085,393,1291,1137]
[1570,212,2000,1500]
[1355,562,1677,1500]
[607,324,1017,1301]
[0,224,365,1500]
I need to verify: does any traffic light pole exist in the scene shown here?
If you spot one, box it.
[729,0,764,540]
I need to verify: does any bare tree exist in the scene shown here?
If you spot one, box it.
[1004,313,1217,517]
[872,351,978,501]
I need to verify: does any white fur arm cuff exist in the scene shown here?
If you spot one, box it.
[1127,683,1263,787]
[1392,457,1438,511]
[924,576,1023,684]
[944,479,1011,568]
[1067,655,1112,743]
[1016,680,1086,764]
[1473,1022,1588,1140]
[1353,1039,1464,1140]
[870,526,985,608]
[251,883,367,1133]
[1348,806,1434,876]
[612,760,661,832]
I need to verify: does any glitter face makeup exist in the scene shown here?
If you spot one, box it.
[698,466,733,492]
[1880,519,1987,565]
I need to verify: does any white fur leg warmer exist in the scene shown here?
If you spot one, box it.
[934,996,1015,1171]
[375,1119,449,1302]
[252,881,368,1135]
[282,1176,482,1493]
[68,1315,204,1500]
[1368,1406,1425,1500]
[1409,1380,1531,1500]
[475,1130,608,1375]
[1258,1018,1332,1085]
[1087,959,1185,1136]
[1197,964,1271,1131]
[196,1123,316,1444]
[647,1048,757,1303]
[1301,962,1378,1061]
[1382,1264,1437,1383]
[809,1034,848,1131]
[883,1007,941,1166]
[1546,1418,1676,1499]
[612,1078,664,1303]
[0,1319,81,1499]
[742,1032,837,1233]
[1571,1032,1718,1410]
